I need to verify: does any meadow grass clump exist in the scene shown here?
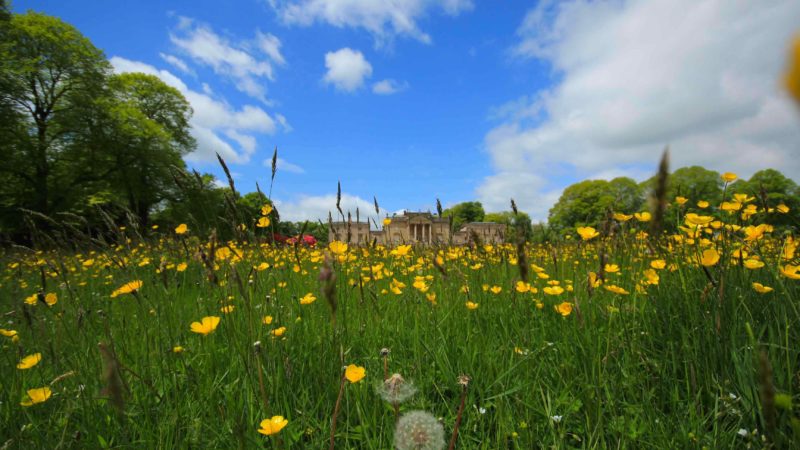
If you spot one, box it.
[1,174,799,448]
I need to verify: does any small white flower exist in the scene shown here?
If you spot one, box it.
[737,428,748,437]
[551,415,562,423]
[728,393,738,400]
[479,407,486,414]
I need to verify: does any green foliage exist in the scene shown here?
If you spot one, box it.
[0,11,197,239]
[484,210,532,242]
[731,169,799,228]
[443,201,484,230]
[548,177,643,231]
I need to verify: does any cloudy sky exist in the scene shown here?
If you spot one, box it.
[16,0,800,222]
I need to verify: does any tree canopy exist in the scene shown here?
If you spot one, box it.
[443,201,485,230]
[548,177,644,231]
[0,11,195,239]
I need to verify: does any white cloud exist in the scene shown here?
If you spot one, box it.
[323,48,372,92]
[264,157,306,174]
[169,18,286,102]
[479,0,800,221]
[269,0,473,46]
[159,53,194,75]
[372,78,408,95]
[274,193,387,223]
[110,56,283,165]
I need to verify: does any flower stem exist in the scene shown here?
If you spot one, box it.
[329,372,346,450]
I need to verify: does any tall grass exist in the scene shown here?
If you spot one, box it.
[1,183,799,448]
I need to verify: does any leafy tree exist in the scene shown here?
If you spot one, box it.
[0,0,10,22]
[102,73,194,226]
[443,201,485,230]
[0,11,110,235]
[639,166,724,231]
[548,177,644,231]
[484,210,533,242]
[732,169,799,228]
[642,166,723,205]
[153,172,228,237]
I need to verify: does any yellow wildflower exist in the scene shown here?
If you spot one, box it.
[17,353,42,370]
[345,364,366,383]
[190,316,220,335]
[258,416,288,436]
[20,387,52,407]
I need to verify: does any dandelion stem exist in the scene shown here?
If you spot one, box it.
[329,372,346,450]
[448,377,469,450]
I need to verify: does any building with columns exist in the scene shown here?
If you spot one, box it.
[328,211,506,246]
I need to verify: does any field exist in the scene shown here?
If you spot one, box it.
[1,208,800,449]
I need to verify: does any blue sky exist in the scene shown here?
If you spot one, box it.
[13,0,800,222]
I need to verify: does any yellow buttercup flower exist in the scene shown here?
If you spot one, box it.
[613,213,633,222]
[684,213,714,227]
[262,315,274,325]
[465,301,479,310]
[675,196,688,206]
[175,223,188,234]
[44,292,57,306]
[576,226,600,241]
[261,204,273,216]
[720,172,738,183]
[20,387,52,407]
[173,346,185,353]
[190,316,220,335]
[299,293,317,305]
[752,283,773,294]
[697,200,709,209]
[111,280,143,298]
[383,218,392,226]
[489,285,502,294]
[543,286,564,296]
[634,212,651,222]
[743,224,769,242]
[700,249,720,267]
[271,326,287,337]
[17,353,42,370]
[344,364,366,383]
[24,294,37,305]
[257,216,271,228]
[258,416,288,436]
[776,204,790,213]
[604,264,620,274]
[554,302,572,317]
[780,264,800,280]
[176,262,188,272]
[329,241,348,255]
[720,201,742,212]
[650,260,666,270]
[390,244,412,257]
[515,281,531,293]
[743,259,764,270]
[604,284,630,295]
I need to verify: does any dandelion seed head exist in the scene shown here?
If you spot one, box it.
[376,373,417,404]
[394,410,445,450]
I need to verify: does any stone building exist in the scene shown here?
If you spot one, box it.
[452,222,507,245]
[328,211,507,246]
